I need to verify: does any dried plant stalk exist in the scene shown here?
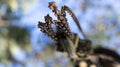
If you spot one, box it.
[38,1,89,66]
[38,1,120,67]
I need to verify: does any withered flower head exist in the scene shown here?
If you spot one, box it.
[48,1,57,11]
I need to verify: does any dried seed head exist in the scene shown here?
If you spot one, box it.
[48,1,57,11]
[54,22,73,40]
[38,2,76,41]
[44,14,53,24]
[38,21,57,40]
[38,21,43,28]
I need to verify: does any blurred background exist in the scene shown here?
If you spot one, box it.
[0,0,120,67]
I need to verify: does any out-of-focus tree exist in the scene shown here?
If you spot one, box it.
[0,26,31,66]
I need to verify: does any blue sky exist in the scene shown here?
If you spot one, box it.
[18,0,120,53]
